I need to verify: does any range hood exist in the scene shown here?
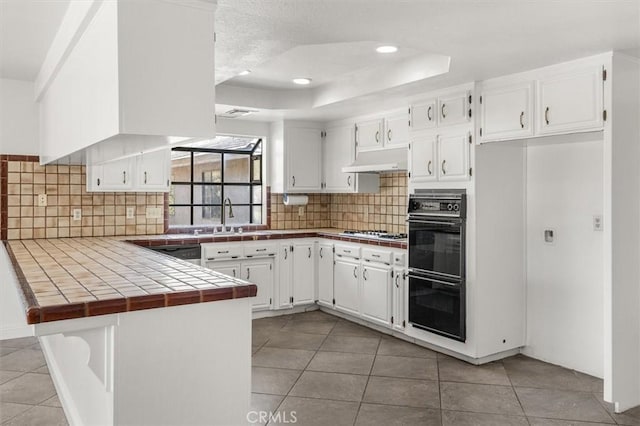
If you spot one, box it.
[342,148,408,173]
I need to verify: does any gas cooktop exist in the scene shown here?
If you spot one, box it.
[340,230,408,240]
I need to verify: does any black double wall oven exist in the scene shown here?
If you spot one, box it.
[408,189,467,342]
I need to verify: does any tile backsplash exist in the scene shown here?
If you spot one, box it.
[1,156,164,240]
[270,172,408,234]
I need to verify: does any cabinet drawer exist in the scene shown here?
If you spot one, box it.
[202,244,243,260]
[335,244,361,259]
[362,248,393,265]
[393,252,406,266]
[244,244,277,257]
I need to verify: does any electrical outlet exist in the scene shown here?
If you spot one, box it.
[146,207,162,219]
[593,215,603,231]
[72,209,82,221]
[37,194,47,207]
[298,206,304,216]
[126,207,135,219]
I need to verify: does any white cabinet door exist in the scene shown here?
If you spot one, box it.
[93,158,134,191]
[323,125,355,192]
[537,65,604,135]
[242,260,273,311]
[292,242,315,305]
[392,268,406,331]
[317,243,334,308]
[355,119,383,151]
[438,91,472,127]
[360,263,392,327]
[286,127,323,192]
[334,258,360,316]
[480,82,534,142]
[137,149,170,191]
[277,243,293,309]
[438,131,470,181]
[410,100,437,131]
[205,260,240,279]
[384,113,409,147]
[409,134,437,181]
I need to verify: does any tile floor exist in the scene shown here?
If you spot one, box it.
[251,310,640,426]
[1,311,639,425]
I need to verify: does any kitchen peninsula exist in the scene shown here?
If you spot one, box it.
[2,238,256,426]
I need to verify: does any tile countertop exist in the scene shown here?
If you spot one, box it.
[130,228,408,249]
[5,238,257,324]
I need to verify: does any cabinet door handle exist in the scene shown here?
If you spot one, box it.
[545,107,550,125]
[246,268,250,280]
[292,176,296,187]
[353,266,358,278]
[308,247,312,258]
[123,171,126,184]
[232,269,236,278]
[347,175,352,187]
[217,250,229,254]
[97,178,101,186]
[519,111,525,129]
[395,273,400,288]
[427,106,433,121]
[319,247,323,258]
[441,160,447,175]
[441,103,447,118]
[284,248,288,260]
[375,131,380,143]
[144,171,148,184]
[387,129,392,141]
[427,160,432,175]
[363,268,368,281]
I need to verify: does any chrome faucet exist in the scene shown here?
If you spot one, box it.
[222,197,234,231]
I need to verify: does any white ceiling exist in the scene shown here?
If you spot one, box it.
[1,0,639,123]
[0,0,70,81]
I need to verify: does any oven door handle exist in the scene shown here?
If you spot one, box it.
[407,219,460,226]
[408,272,461,287]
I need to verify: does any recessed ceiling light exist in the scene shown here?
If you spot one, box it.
[238,69,251,76]
[376,45,398,53]
[292,78,312,85]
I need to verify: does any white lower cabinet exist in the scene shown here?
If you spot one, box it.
[242,261,273,310]
[317,243,334,308]
[277,243,293,309]
[360,262,392,327]
[334,255,361,316]
[392,267,406,331]
[292,241,316,305]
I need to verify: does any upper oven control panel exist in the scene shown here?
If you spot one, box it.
[408,190,466,219]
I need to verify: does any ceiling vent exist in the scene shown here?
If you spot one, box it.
[221,108,257,118]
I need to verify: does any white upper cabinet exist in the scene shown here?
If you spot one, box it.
[286,127,323,192]
[479,82,534,142]
[537,65,604,135]
[438,131,471,181]
[438,91,473,127]
[270,121,323,194]
[410,99,437,131]
[355,119,384,151]
[137,149,171,191]
[323,125,356,192]
[384,113,410,147]
[37,0,216,164]
[409,133,437,182]
[322,124,380,193]
[91,158,134,191]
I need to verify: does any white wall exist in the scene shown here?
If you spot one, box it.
[524,137,604,377]
[0,78,39,155]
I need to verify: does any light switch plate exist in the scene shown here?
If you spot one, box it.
[146,207,162,219]
[72,209,82,221]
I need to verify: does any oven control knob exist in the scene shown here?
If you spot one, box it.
[447,203,453,211]
[453,204,460,211]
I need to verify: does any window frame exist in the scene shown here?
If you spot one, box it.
[169,139,263,226]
